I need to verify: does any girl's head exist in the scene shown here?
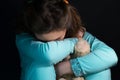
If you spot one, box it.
[16,0,85,40]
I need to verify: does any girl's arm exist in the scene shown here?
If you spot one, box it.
[16,33,78,66]
[55,32,118,77]
[70,32,118,76]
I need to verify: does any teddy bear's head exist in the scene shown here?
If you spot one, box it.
[72,38,90,58]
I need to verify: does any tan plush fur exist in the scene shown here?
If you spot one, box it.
[59,38,90,80]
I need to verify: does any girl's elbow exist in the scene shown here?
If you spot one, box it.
[112,52,118,65]
[109,48,118,66]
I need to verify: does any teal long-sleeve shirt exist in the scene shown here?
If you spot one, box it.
[16,33,78,80]
[16,32,118,80]
[70,32,118,80]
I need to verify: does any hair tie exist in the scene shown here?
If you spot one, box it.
[64,0,69,4]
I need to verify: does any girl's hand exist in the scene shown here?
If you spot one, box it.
[55,60,73,78]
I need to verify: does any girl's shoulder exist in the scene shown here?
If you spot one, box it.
[16,33,35,40]
[16,33,37,44]
[83,31,95,40]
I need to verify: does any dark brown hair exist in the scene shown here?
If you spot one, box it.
[16,0,85,37]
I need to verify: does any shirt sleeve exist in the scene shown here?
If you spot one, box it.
[70,32,118,77]
[16,33,78,66]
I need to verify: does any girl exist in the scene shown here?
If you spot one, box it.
[16,0,118,80]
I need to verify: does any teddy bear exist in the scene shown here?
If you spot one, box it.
[58,38,90,80]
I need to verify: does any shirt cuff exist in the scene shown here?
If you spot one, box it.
[70,58,83,77]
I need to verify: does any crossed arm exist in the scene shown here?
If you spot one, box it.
[16,33,78,66]
[55,32,118,77]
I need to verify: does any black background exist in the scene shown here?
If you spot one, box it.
[0,0,119,80]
